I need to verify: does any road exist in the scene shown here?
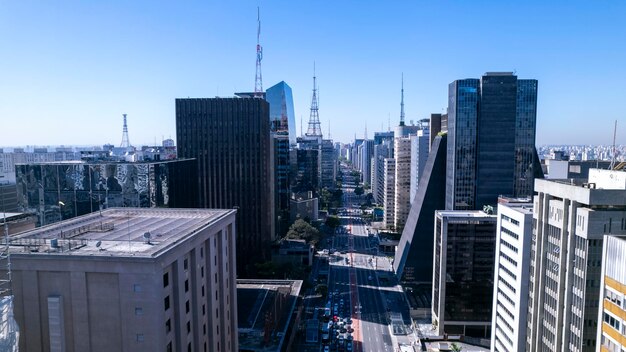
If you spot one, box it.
[323,182,395,352]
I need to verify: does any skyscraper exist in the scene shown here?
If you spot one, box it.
[176,98,274,275]
[596,235,626,352]
[526,169,626,352]
[446,73,539,211]
[265,81,296,145]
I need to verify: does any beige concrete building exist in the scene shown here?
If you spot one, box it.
[527,169,626,352]
[394,136,412,232]
[596,235,626,352]
[9,208,238,352]
[383,158,396,230]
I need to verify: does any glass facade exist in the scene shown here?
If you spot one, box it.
[15,159,198,226]
[446,73,539,211]
[266,81,296,146]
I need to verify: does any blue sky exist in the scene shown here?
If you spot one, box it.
[1,1,625,147]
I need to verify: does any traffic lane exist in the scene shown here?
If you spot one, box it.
[356,268,392,352]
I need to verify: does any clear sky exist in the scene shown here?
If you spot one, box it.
[1,1,625,147]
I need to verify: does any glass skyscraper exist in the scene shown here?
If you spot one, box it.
[446,73,539,211]
[265,81,296,145]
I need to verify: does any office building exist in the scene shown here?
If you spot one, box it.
[374,131,394,146]
[291,149,319,195]
[446,73,539,211]
[490,198,533,352]
[15,159,198,226]
[10,208,239,352]
[383,158,396,229]
[359,139,374,186]
[0,183,18,213]
[409,129,430,205]
[596,235,626,352]
[394,134,447,282]
[176,98,274,274]
[526,169,626,352]
[394,136,412,232]
[372,142,392,205]
[272,134,291,237]
[432,210,497,338]
[265,81,296,145]
[320,139,337,189]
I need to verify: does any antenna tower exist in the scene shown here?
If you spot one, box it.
[306,63,323,137]
[120,114,131,148]
[254,7,263,98]
[400,73,405,126]
[610,120,618,170]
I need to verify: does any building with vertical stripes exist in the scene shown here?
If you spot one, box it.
[10,208,238,352]
[176,98,274,275]
[597,235,626,352]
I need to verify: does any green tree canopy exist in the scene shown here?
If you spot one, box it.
[285,219,321,245]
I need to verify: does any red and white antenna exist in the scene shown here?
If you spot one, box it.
[254,7,263,98]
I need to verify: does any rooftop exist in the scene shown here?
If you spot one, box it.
[436,210,496,218]
[8,208,234,258]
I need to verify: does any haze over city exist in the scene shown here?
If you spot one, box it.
[1,1,625,147]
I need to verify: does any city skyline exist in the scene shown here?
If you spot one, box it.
[1,1,626,146]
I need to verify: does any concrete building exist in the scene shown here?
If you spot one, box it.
[394,134,447,282]
[409,129,430,205]
[176,98,274,275]
[359,140,374,186]
[0,212,37,236]
[432,210,497,339]
[490,198,533,352]
[372,142,392,205]
[394,136,412,232]
[290,192,319,223]
[0,183,18,213]
[9,208,239,352]
[526,169,626,352]
[545,159,612,180]
[383,158,396,230]
[596,235,626,352]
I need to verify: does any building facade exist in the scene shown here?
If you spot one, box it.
[527,169,626,352]
[596,235,626,352]
[265,81,296,145]
[320,139,337,189]
[176,98,274,275]
[409,129,430,205]
[446,73,539,211]
[394,136,412,232]
[490,198,533,352]
[432,210,497,338]
[383,158,396,230]
[10,208,239,352]
[15,159,198,226]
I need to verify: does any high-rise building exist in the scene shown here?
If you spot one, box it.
[526,169,626,352]
[10,208,239,352]
[409,128,430,205]
[265,81,296,145]
[394,134,447,282]
[290,149,319,195]
[596,235,626,352]
[176,98,274,275]
[394,136,412,232]
[383,158,396,229]
[446,73,539,211]
[372,141,392,205]
[490,197,533,352]
[271,134,291,237]
[320,139,337,189]
[359,139,374,186]
[432,210,497,338]
[15,159,198,226]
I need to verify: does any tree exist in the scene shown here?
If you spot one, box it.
[354,186,364,196]
[325,216,340,229]
[450,343,462,352]
[285,219,321,246]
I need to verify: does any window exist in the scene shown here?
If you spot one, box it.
[185,279,189,292]
[215,273,218,284]
[166,319,171,333]
[202,304,206,315]
[133,284,142,292]
[184,258,189,270]
[187,321,191,334]
[163,273,169,287]
[201,267,204,277]
[136,334,144,342]
[135,307,143,315]
[188,342,192,352]
[200,247,204,258]
[186,300,190,313]
[202,286,205,297]
[203,323,206,335]
[164,296,170,311]
[167,342,172,352]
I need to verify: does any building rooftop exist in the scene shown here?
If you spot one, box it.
[436,210,496,218]
[8,208,234,258]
